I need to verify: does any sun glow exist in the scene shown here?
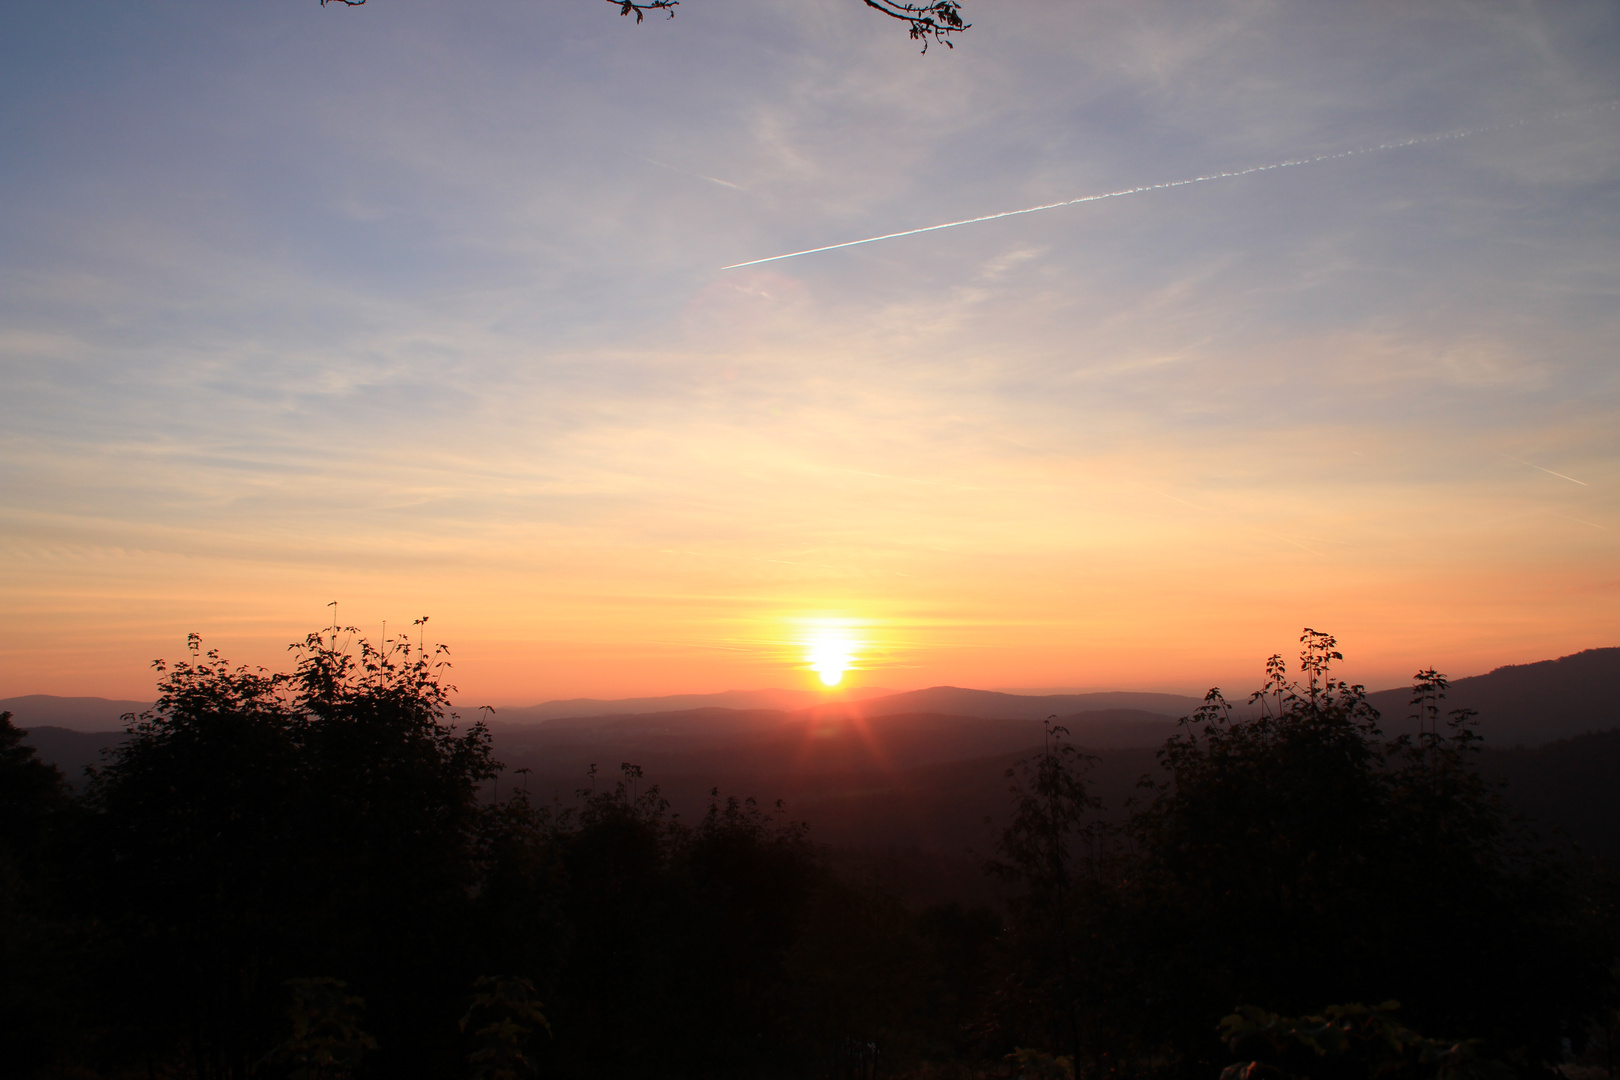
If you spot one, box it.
[805,627,857,687]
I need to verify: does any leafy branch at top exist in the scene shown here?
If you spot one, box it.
[320,0,970,50]
[607,0,678,24]
[599,0,974,48]
[861,0,968,50]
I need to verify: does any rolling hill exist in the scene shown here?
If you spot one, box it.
[1364,647,1620,744]
[11,646,1613,745]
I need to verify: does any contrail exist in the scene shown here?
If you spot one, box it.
[720,101,1616,270]
[1513,457,1588,486]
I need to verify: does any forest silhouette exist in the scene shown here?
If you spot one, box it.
[2,628,1616,1080]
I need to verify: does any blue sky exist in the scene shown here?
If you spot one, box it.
[2,0,1617,701]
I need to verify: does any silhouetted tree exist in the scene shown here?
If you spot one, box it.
[784,870,932,1073]
[1125,630,1610,1074]
[984,719,1103,1063]
[0,710,73,857]
[0,711,89,1077]
[675,791,819,1071]
[461,975,550,1080]
[257,977,377,1080]
[982,718,1160,1074]
[84,626,498,1079]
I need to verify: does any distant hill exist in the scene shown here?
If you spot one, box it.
[7,645,1615,746]
[1365,647,1620,745]
[490,705,1179,779]
[487,686,1202,725]
[849,686,1203,721]
[476,724,1620,872]
[0,694,149,732]
[13,726,126,787]
[495,687,895,723]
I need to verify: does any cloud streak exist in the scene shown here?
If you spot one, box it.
[1513,458,1589,485]
[638,155,744,191]
[721,102,1618,270]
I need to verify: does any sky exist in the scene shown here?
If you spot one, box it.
[2,0,1618,705]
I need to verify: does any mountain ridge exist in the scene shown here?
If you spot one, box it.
[6,646,1615,746]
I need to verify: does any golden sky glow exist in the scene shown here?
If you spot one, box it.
[1,2,1617,704]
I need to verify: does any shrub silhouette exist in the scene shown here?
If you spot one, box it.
[989,630,1614,1077]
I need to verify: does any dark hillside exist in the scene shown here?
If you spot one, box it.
[847,686,1204,720]
[488,706,1176,776]
[12,725,125,789]
[1366,647,1620,745]
[489,686,1197,725]
[1482,728,1620,857]
[482,728,1620,906]
[0,695,150,732]
[22,713,1618,863]
[495,686,894,722]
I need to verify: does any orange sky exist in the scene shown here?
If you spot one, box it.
[2,1,1617,705]
[6,415,1614,703]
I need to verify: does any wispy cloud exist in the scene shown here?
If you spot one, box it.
[636,155,746,191]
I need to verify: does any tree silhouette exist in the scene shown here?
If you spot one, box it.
[257,977,377,1080]
[0,711,85,1076]
[985,718,1104,1063]
[83,628,498,1078]
[461,976,550,1080]
[1123,630,1608,1072]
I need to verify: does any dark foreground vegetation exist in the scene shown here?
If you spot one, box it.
[2,628,1617,1080]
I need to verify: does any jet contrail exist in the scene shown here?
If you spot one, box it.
[720,102,1616,270]
[1513,457,1588,486]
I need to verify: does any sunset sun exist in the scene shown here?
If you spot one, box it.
[806,628,857,687]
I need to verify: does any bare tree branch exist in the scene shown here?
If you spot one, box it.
[606,0,679,24]
[322,0,969,51]
[861,0,969,51]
